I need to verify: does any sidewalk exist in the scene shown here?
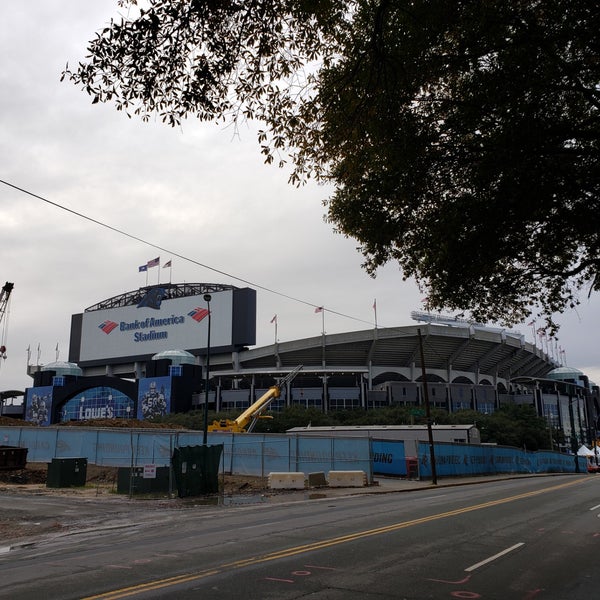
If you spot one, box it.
[288,473,587,500]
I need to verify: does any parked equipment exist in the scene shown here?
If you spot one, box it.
[208,365,302,433]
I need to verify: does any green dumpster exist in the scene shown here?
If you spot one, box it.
[46,458,88,488]
[0,446,28,471]
[171,444,223,497]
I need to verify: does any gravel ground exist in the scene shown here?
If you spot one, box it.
[0,463,271,543]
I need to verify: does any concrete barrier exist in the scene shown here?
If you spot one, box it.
[327,470,367,487]
[268,472,306,490]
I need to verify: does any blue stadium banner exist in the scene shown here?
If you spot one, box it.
[138,376,171,420]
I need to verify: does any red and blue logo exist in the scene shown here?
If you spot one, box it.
[99,320,118,334]
[188,307,210,323]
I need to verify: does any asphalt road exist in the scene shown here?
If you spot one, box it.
[1,475,599,599]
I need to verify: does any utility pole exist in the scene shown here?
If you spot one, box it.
[418,328,437,485]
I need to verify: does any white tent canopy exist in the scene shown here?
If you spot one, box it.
[577,445,596,457]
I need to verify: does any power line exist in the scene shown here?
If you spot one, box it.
[0,179,375,327]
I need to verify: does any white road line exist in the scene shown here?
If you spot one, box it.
[589,504,600,511]
[465,543,525,572]
[416,495,448,501]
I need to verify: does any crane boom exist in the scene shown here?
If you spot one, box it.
[0,282,13,324]
[0,282,14,358]
[208,365,303,433]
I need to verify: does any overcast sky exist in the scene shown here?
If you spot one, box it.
[1,1,598,394]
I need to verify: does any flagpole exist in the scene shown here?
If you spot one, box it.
[373,299,378,329]
[321,308,325,367]
[529,320,536,345]
[314,307,325,365]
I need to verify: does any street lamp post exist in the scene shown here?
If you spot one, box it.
[202,293,212,446]
[417,328,437,485]
[568,397,580,473]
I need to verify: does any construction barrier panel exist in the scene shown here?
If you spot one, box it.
[117,466,172,495]
[327,470,367,487]
[268,472,306,489]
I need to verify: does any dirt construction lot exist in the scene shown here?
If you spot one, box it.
[0,463,273,543]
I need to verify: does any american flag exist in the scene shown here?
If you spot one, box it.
[147,257,160,268]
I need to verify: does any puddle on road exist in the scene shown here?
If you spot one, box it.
[191,495,267,507]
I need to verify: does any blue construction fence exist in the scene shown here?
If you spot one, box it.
[0,427,588,481]
[0,427,373,481]
[372,439,588,477]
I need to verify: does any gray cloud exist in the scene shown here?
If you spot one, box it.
[0,1,597,394]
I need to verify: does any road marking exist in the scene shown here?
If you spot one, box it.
[590,503,600,511]
[465,542,525,572]
[428,574,471,585]
[415,495,447,501]
[82,477,589,600]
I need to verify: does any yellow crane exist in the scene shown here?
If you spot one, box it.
[0,282,14,360]
[208,365,303,433]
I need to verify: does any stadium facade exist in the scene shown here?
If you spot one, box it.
[21,283,599,451]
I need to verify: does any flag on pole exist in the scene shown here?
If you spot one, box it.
[314,306,323,313]
[139,264,148,272]
[163,260,172,268]
[147,257,160,268]
[270,315,277,324]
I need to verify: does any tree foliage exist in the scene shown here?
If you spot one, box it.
[151,405,554,450]
[64,1,600,329]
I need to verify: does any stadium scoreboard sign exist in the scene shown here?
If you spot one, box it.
[70,287,256,365]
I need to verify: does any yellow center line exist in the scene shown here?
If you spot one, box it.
[83,477,589,599]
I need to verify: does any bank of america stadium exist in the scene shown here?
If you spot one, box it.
[20,283,598,449]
